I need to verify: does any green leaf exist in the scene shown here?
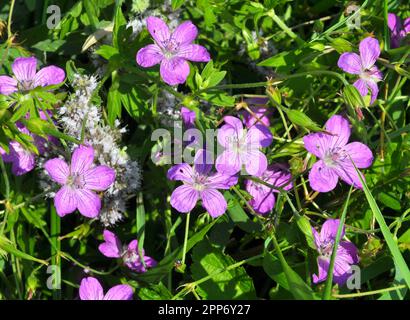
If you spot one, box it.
[112,2,127,48]
[134,218,219,283]
[138,282,173,300]
[379,261,408,300]
[295,216,316,250]
[191,240,256,299]
[224,191,261,233]
[107,87,122,125]
[0,236,48,265]
[171,0,185,10]
[32,39,66,52]
[282,107,322,132]
[267,235,318,300]
[201,92,235,107]
[343,84,366,110]
[263,251,290,290]
[136,192,146,267]
[330,38,353,54]
[353,161,410,290]
[95,45,119,60]
[377,192,401,211]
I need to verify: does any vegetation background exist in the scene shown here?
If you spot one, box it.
[0,0,409,300]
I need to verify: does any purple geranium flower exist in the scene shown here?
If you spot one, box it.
[245,164,293,215]
[337,37,383,104]
[181,106,196,129]
[303,115,373,192]
[44,145,116,218]
[98,230,157,273]
[215,116,272,176]
[136,17,210,86]
[388,13,410,48]
[312,219,359,286]
[0,112,57,176]
[79,277,133,300]
[167,149,238,217]
[0,57,65,95]
[240,97,271,128]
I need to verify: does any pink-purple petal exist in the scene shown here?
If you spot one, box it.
[248,187,276,215]
[170,185,199,213]
[343,142,373,168]
[171,21,198,45]
[337,52,362,74]
[167,163,194,182]
[313,257,329,284]
[366,79,379,104]
[247,124,273,148]
[353,78,368,97]
[320,219,344,243]
[136,44,164,67]
[303,132,331,158]
[359,37,380,70]
[54,186,77,217]
[325,115,351,149]
[194,149,213,175]
[242,149,268,176]
[7,142,35,176]
[333,257,354,285]
[75,189,101,218]
[177,44,210,62]
[404,18,410,33]
[215,150,241,175]
[79,277,104,300]
[83,165,116,191]
[206,172,238,189]
[181,107,196,128]
[309,160,339,192]
[160,57,190,85]
[33,65,65,87]
[146,16,170,46]
[70,145,94,175]
[201,189,227,218]
[0,76,17,95]
[12,57,37,82]
[98,230,122,258]
[44,158,69,185]
[334,161,364,189]
[103,285,133,300]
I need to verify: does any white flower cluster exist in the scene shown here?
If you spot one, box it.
[127,2,181,40]
[58,74,142,226]
[156,89,181,128]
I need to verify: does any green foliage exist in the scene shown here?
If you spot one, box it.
[0,0,409,301]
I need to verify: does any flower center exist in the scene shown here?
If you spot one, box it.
[323,147,346,167]
[123,249,139,264]
[192,174,208,191]
[162,38,180,57]
[360,69,380,83]
[319,240,334,259]
[18,80,34,91]
[66,173,85,189]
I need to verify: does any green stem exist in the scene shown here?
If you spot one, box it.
[181,212,190,267]
[323,186,353,300]
[383,0,390,51]
[50,206,61,299]
[202,70,349,93]
[7,0,16,40]
[333,285,407,299]
[268,10,304,45]
[0,157,10,200]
